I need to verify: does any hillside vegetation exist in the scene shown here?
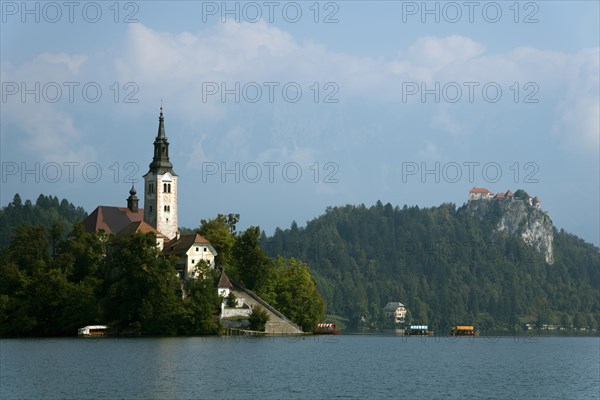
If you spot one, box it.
[0,196,324,336]
[262,200,600,332]
[0,194,87,250]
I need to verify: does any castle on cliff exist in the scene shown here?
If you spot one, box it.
[468,187,540,208]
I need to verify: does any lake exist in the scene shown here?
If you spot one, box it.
[1,335,598,399]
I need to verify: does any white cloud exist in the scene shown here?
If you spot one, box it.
[552,47,600,152]
[406,35,485,69]
[555,95,600,151]
[3,23,599,163]
[37,53,87,74]
[1,53,95,162]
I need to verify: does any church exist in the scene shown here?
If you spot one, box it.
[82,107,217,279]
[82,107,304,334]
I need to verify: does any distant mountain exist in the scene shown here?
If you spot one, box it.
[0,194,88,249]
[262,199,600,331]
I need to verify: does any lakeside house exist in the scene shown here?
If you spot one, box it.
[383,302,407,323]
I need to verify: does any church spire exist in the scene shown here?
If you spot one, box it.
[157,105,166,139]
[142,105,179,240]
[148,106,176,175]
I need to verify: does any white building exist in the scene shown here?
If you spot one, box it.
[163,233,218,279]
[468,187,493,201]
[383,302,407,323]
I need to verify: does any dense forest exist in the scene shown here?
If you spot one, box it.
[262,200,600,332]
[0,195,324,336]
[0,194,88,250]
[2,194,597,336]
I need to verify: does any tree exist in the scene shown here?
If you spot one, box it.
[248,306,269,331]
[234,226,274,293]
[271,257,325,331]
[7,224,48,275]
[226,291,238,308]
[180,274,221,335]
[49,220,65,261]
[55,224,107,282]
[0,194,87,250]
[198,213,239,268]
[102,233,183,335]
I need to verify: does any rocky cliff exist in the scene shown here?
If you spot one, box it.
[463,198,554,264]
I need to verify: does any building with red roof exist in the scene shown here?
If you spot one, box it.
[469,187,494,200]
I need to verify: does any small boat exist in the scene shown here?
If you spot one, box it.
[78,325,110,337]
[450,325,479,336]
[314,323,340,335]
[404,325,433,336]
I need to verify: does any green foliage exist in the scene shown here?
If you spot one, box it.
[270,257,325,331]
[101,233,184,335]
[226,291,238,307]
[514,189,530,200]
[0,224,102,336]
[0,194,87,250]
[263,202,600,331]
[234,226,274,293]
[179,274,222,335]
[248,306,269,331]
[0,195,327,336]
[196,216,326,331]
[197,213,239,269]
[0,222,221,336]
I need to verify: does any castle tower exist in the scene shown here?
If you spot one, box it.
[143,107,178,239]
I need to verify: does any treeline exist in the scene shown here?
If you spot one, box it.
[0,194,87,250]
[0,224,221,336]
[262,201,600,331]
[0,195,324,336]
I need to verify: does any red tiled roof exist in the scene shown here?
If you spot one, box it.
[162,233,211,256]
[494,193,505,199]
[116,221,165,238]
[82,206,144,235]
[470,187,492,194]
[505,191,514,197]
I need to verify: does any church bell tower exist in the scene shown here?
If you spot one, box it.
[143,107,178,239]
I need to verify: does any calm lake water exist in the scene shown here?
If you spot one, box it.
[1,335,599,400]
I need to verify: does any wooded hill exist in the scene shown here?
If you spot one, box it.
[261,200,600,332]
[1,194,597,335]
[0,194,87,250]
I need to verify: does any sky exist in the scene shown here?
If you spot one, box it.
[1,1,599,245]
